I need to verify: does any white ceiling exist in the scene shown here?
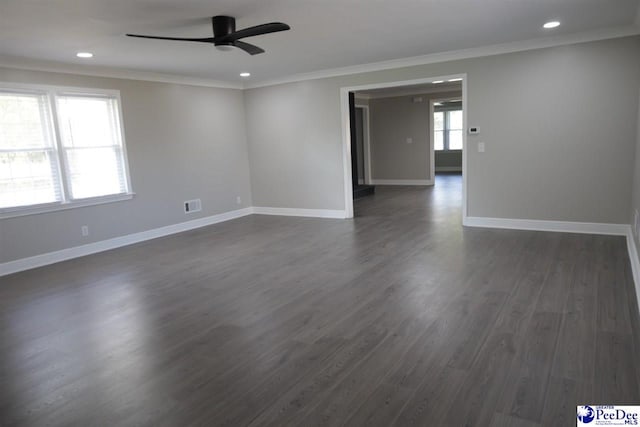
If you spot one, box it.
[0,0,639,86]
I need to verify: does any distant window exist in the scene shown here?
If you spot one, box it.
[434,109,463,151]
[0,85,132,216]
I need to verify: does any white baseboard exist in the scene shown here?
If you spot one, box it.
[370,179,434,186]
[2,209,633,279]
[463,216,628,235]
[0,207,254,277]
[626,227,640,317]
[1,206,349,276]
[435,167,463,172]
[252,207,347,219]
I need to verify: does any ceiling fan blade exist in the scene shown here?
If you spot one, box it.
[127,34,215,43]
[218,22,290,42]
[233,41,265,55]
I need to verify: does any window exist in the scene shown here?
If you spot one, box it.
[0,84,131,216]
[434,108,463,151]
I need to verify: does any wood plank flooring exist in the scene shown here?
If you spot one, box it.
[1,174,639,426]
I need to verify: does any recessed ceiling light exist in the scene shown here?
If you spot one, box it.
[434,102,443,106]
[239,72,251,77]
[76,52,93,58]
[543,21,560,29]
[448,78,463,82]
[432,80,444,84]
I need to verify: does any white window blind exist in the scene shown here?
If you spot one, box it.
[0,85,131,215]
[56,94,128,200]
[0,91,62,208]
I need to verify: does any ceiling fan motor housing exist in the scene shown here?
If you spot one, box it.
[212,16,235,47]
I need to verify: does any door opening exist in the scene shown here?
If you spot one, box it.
[349,92,375,199]
[431,97,463,177]
[340,75,468,219]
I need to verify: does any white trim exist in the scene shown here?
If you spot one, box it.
[370,179,433,186]
[0,206,353,277]
[339,74,468,221]
[626,227,640,316]
[0,83,134,218]
[0,55,243,90]
[0,193,135,219]
[462,78,468,220]
[0,207,253,277]
[245,26,640,89]
[435,167,463,172]
[252,207,347,219]
[429,100,435,185]
[0,81,124,96]
[1,26,637,91]
[463,216,628,235]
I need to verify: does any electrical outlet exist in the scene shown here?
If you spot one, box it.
[406,137,413,144]
[81,225,89,237]
[236,196,242,205]
[184,199,202,214]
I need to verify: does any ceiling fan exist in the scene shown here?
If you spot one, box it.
[127,15,290,55]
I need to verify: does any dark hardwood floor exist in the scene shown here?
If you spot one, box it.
[1,173,639,426]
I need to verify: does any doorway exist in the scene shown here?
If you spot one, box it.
[431,96,463,176]
[340,76,468,219]
[349,93,374,199]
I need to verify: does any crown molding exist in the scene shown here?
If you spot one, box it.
[0,25,638,91]
[0,55,243,90]
[245,25,640,89]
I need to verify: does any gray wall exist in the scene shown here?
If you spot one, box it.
[0,68,253,263]
[632,87,640,255]
[2,35,639,265]
[244,36,640,222]
[435,151,462,171]
[354,108,365,182]
[368,91,461,180]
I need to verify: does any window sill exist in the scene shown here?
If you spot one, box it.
[0,193,135,220]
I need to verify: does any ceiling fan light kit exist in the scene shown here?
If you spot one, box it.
[126,15,290,56]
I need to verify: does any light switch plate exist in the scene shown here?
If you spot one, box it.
[478,142,485,152]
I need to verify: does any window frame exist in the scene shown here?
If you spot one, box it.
[0,82,134,219]
[434,106,463,152]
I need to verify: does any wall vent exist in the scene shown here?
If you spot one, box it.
[184,199,202,214]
